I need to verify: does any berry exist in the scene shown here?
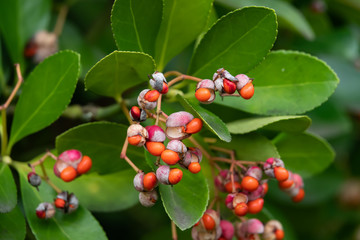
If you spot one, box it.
[137,89,157,110]
[235,74,250,90]
[246,218,265,234]
[241,176,259,192]
[262,181,269,195]
[77,156,92,174]
[188,162,201,174]
[160,82,169,94]
[195,88,211,102]
[185,118,203,134]
[58,149,82,166]
[55,191,79,214]
[156,165,171,185]
[60,166,77,182]
[36,202,55,219]
[245,166,262,181]
[143,172,157,191]
[146,142,165,156]
[134,172,145,191]
[161,149,180,165]
[274,167,289,182]
[247,198,264,214]
[168,168,183,185]
[54,198,66,208]
[234,202,248,216]
[223,79,237,94]
[129,106,147,122]
[202,213,215,230]
[166,111,194,140]
[278,179,294,189]
[225,181,242,193]
[275,229,285,240]
[127,124,148,147]
[144,89,160,102]
[28,172,41,188]
[220,220,235,240]
[139,190,158,207]
[128,135,142,146]
[292,188,305,203]
[240,81,254,99]
[146,125,166,142]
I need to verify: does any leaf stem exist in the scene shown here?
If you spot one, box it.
[1,109,7,156]
[0,64,24,111]
[40,175,62,194]
[167,74,202,88]
[155,94,163,126]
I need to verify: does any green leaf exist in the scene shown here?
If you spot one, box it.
[40,156,138,212]
[0,163,17,213]
[84,51,155,99]
[0,205,26,240]
[17,165,107,240]
[56,122,147,175]
[216,0,314,40]
[9,50,80,152]
[188,7,277,78]
[226,115,311,134]
[273,132,335,178]
[214,50,339,115]
[154,0,213,70]
[145,152,209,231]
[111,0,162,56]
[177,95,231,142]
[217,133,280,161]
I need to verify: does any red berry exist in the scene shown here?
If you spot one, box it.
[240,82,254,99]
[241,176,259,192]
[247,198,264,214]
[77,156,92,174]
[54,198,66,208]
[234,202,248,216]
[144,90,160,102]
[274,167,289,182]
[188,162,201,174]
[223,79,237,94]
[278,179,294,189]
[275,229,285,240]
[292,188,305,203]
[202,213,215,230]
[160,82,169,94]
[195,88,211,102]
[225,181,242,193]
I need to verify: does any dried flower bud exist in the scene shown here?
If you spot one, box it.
[36,202,55,219]
[28,172,41,188]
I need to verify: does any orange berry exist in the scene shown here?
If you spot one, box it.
[188,162,201,174]
[224,181,242,193]
[234,202,248,216]
[247,198,264,214]
[202,213,215,230]
[161,150,180,165]
[168,168,183,185]
[143,172,157,191]
[77,156,92,174]
[240,82,254,99]
[54,198,66,208]
[195,88,211,102]
[275,229,285,240]
[144,90,160,102]
[262,182,269,195]
[292,188,305,203]
[128,135,142,146]
[278,179,294,189]
[60,166,77,182]
[185,118,203,134]
[241,176,259,192]
[146,142,165,156]
[274,167,289,182]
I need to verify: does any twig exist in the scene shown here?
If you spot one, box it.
[155,94,162,126]
[171,221,177,240]
[120,101,132,124]
[164,71,182,78]
[40,176,62,194]
[0,64,23,111]
[167,74,202,87]
[124,156,140,173]
[53,5,69,36]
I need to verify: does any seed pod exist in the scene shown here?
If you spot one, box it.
[30,31,58,63]
[149,72,168,94]
[127,124,148,147]
[195,79,216,104]
[263,158,285,178]
[232,193,249,209]
[28,172,41,188]
[54,191,79,214]
[244,185,264,201]
[245,166,263,181]
[246,219,264,235]
[219,220,234,240]
[58,149,82,169]
[263,220,283,240]
[225,193,236,209]
[146,125,166,142]
[166,111,194,140]
[133,172,145,192]
[129,106,147,122]
[137,89,157,110]
[139,190,158,207]
[36,202,55,219]
[166,140,187,153]
[53,160,78,182]
[214,170,230,192]
[156,165,183,185]
[180,147,202,173]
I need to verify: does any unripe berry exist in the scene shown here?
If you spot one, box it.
[239,81,254,99]
[188,162,201,174]
[225,181,242,193]
[145,125,166,142]
[241,176,259,192]
[225,193,236,209]
[168,168,183,185]
[28,172,41,188]
[195,88,212,102]
[36,202,55,219]
[219,220,234,240]
[143,172,158,191]
[292,188,305,203]
[246,218,265,234]
[223,79,237,94]
[77,156,92,175]
[161,149,180,165]
[58,149,82,168]
[234,202,248,216]
[139,190,158,207]
[245,166,263,181]
[144,89,160,102]
[129,106,146,122]
[274,167,289,182]
[134,172,145,191]
[247,198,264,214]
[202,214,216,231]
[185,118,203,134]
[156,165,170,185]
[146,142,165,156]
[60,166,77,182]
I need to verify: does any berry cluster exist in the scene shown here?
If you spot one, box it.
[27,149,93,219]
[125,72,205,207]
[35,191,79,219]
[195,68,254,104]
